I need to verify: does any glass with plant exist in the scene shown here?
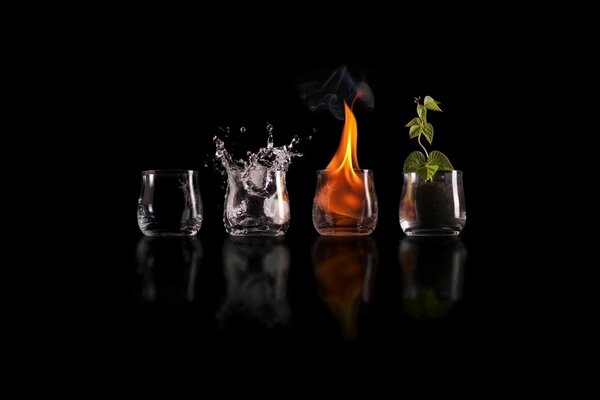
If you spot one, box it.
[399,96,466,236]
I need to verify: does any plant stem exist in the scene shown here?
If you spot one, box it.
[418,134,429,158]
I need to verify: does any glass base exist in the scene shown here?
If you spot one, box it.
[404,227,461,237]
[315,226,374,236]
[140,228,199,237]
[226,226,287,236]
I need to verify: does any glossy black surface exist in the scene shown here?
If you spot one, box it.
[89,228,508,363]
[133,234,468,335]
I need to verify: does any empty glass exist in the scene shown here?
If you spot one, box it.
[312,169,378,236]
[399,170,466,236]
[224,167,290,236]
[137,170,203,236]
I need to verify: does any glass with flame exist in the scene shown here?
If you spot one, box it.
[313,169,377,235]
[312,102,378,236]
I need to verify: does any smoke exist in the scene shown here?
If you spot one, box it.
[299,66,374,120]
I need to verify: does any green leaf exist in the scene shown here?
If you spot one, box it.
[404,117,421,128]
[422,123,434,144]
[424,96,442,112]
[428,151,454,171]
[409,125,422,139]
[417,104,427,123]
[417,164,439,181]
[403,151,426,173]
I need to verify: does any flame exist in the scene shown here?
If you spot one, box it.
[317,101,365,217]
[327,101,360,171]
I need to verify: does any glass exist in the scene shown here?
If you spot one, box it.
[137,170,203,236]
[224,167,290,236]
[312,236,378,342]
[312,169,378,236]
[399,170,466,236]
[399,237,466,319]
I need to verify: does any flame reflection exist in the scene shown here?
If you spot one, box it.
[313,236,378,342]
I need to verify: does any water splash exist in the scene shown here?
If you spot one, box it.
[215,124,302,234]
[266,123,274,149]
[214,124,301,174]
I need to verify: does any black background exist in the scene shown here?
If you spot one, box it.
[52,25,529,377]
[94,34,493,238]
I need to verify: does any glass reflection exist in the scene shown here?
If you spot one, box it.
[312,237,378,342]
[399,237,466,319]
[218,237,290,329]
[136,237,203,303]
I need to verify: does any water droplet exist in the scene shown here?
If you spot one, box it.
[312,128,317,133]
[289,135,300,148]
[240,127,246,133]
[266,123,273,133]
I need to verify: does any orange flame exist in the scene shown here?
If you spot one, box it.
[317,101,365,217]
[326,101,360,171]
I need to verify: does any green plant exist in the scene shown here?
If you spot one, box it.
[403,96,454,181]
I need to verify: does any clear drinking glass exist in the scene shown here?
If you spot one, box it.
[312,169,378,236]
[399,170,466,236]
[224,167,290,236]
[137,170,203,236]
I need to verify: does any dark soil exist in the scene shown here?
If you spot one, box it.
[414,182,456,227]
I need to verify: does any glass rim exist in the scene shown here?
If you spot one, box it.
[404,169,462,176]
[141,169,198,175]
[316,168,373,174]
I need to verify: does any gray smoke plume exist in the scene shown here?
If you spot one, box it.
[299,66,374,120]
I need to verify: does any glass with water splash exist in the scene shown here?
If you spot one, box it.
[215,127,300,236]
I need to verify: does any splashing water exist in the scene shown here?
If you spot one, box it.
[214,124,302,235]
[214,125,301,176]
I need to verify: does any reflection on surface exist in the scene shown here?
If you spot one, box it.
[313,237,378,342]
[399,237,466,319]
[136,237,203,303]
[218,237,290,329]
